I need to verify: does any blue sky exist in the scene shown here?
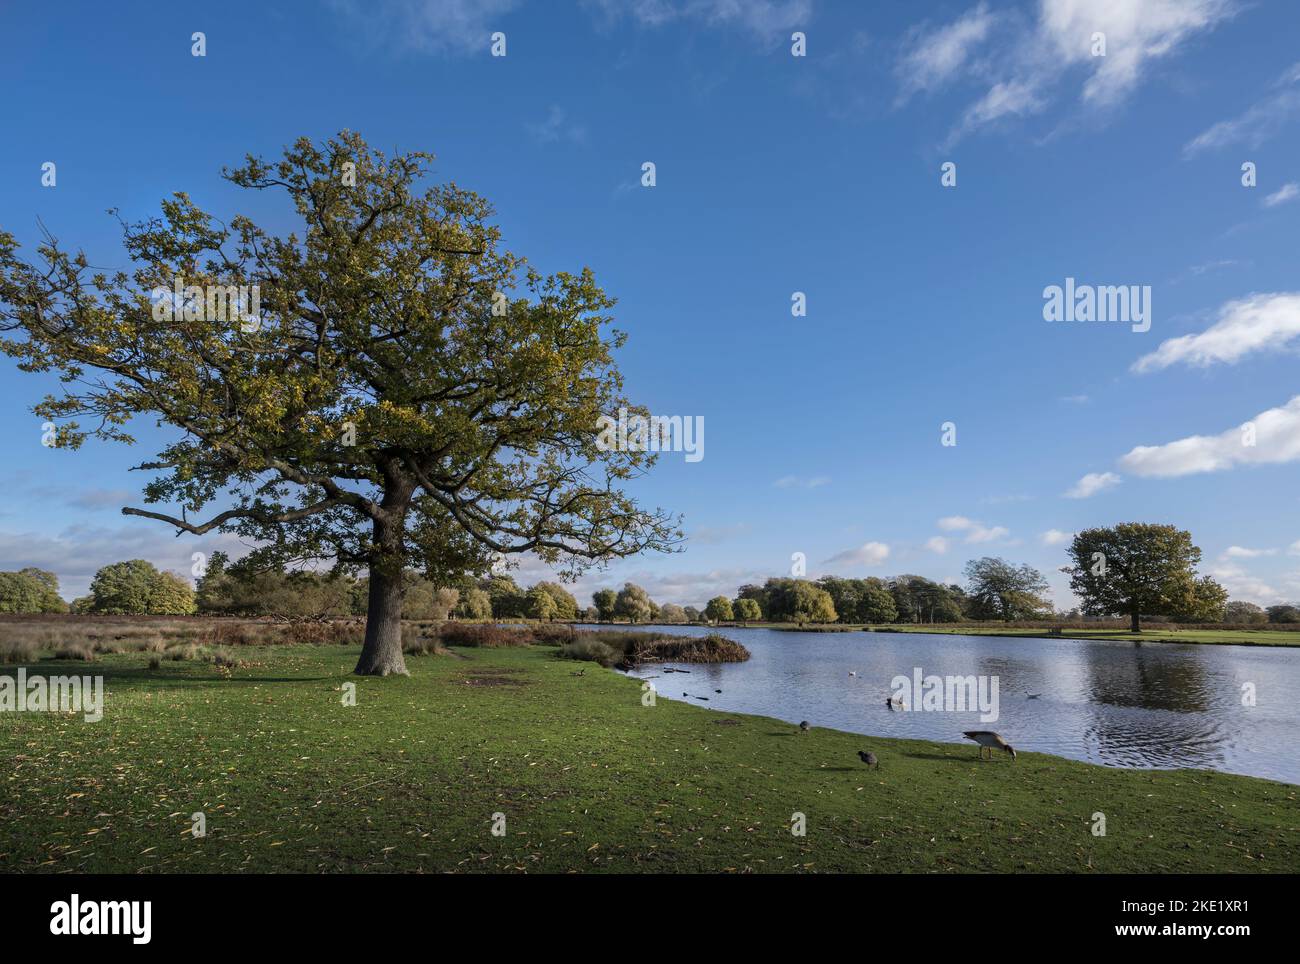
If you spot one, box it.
[1,0,1299,607]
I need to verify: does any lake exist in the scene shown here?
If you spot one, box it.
[590,624,1300,785]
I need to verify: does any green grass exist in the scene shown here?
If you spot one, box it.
[2,644,1296,873]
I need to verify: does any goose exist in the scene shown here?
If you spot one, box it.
[848,671,857,677]
[799,720,811,734]
[857,750,879,770]
[886,696,905,710]
[963,730,1016,761]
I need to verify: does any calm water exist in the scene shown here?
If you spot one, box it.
[590,625,1300,785]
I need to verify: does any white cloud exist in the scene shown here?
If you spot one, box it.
[1208,563,1284,605]
[935,515,1009,542]
[0,524,245,601]
[329,0,522,54]
[937,515,973,531]
[1290,540,1300,556]
[925,536,950,554]
[1263,182,1300,207]
[1118,395,1300,478]
[1041,528,1074,546]
[1184,62,1300,156]
[1223,545,1277,558]
[905,0,1236,145]
[526,105,588,145]
[824,541,891,568]
[897,2,997,98]
[586,0,812,41]
[1064,471,1122,498]
[1132,293,1300,373]
[773,475,831,489]
[1060,394,1090,404]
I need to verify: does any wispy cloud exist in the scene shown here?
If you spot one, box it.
[1184,61,1300,156]
[1132,292,1300,373]
[936,515,1009,542]
[824,540,891,567]
[526,105,588,145]
[901,0,1236,147]
[328,0,522,55]
[1118,395,1300,478]
[1222,545,1277,559]
[1064,471,1121,498]
[1041,528,1074,546]
[1263,182,1300,207]
[773,475,831,489]
[585,0,812,43]
[925,536,950,554]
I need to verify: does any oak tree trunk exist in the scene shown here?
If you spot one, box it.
[1130,606,1141,633]
[354,506,411,676]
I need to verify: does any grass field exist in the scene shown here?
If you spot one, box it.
[2,641,1297,873]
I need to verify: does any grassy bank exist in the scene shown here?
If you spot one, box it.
[1,643,1296,873]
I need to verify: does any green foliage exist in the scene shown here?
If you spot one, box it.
[148,570,197,615]
[0,569,66,613]
[962,557,1052,621]
[455,587,492,619]
[657,603,687,623]
[614,583,653,623]
[1267,605,1300,624]
[733,598,762,623]
[527,586,559,621]
[591,588,617,622]
[1225,601,1267,624]
[1063,524,1208,632]
[90,560,163,615]
[0,131,680,674]
[704,595,734,623]
[531,581,577,620]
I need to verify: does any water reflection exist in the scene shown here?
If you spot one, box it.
[591,625,1300,784]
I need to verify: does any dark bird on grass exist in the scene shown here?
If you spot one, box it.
[799,720,811,733]
[963,730,1016,761]
[857,750,879,769]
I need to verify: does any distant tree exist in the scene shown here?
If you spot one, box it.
[734,583,767,618]
[0,569,66,613]
[455,587,492,620]
[1165,574,1228,623]
[1063,524,1206,633]
[733,597,762,625]
[90,560,162,615]
[791,582,836,623]
[533,581,578,621]
[1224,601,1267,624]
[1267,604,1300,624]
[963,557,1052,621]
[148,571,198,615]
[592,589,617,623]
[482,575,527,620]
[887,575,962,623]
[614,583,653,623]
[704,595,734,623]
[682,605,701,623]
[69,595,94,614]
[658,603,687,623]
[527,587,558,621]
[858,578,898,624]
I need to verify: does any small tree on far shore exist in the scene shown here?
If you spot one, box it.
[704,595,734,623]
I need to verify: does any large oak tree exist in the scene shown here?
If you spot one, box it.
[0,132,679,674]
[1062,523,1222,632]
